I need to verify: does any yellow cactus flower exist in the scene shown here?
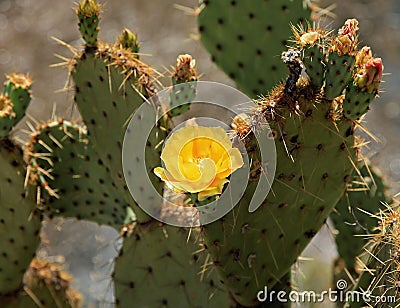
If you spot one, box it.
[154,125,244,201]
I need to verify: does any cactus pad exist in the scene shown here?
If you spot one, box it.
[324,53,355,100]
[202,81,357,306]
[197,0,312,97]
[0,73,32,138]
[114,224,232,307]
[71,40,165,222]
[27,119,133,229]
[343,50,383,120]
[324,19,359,100]
[0,139,41,296]
[169,54,198,117]
[76,0,101,47]
[331,160,389,290]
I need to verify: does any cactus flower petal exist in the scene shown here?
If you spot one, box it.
[154,125,244,201]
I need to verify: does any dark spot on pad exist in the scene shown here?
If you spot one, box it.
[290,135,298,143]
[345,127,354,137]
[304,230,316,238]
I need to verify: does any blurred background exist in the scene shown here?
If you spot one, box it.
[0,0,399,306]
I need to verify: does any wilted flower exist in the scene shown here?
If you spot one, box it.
[355,46,373,68]
[355,57,383,93]
[331,19,359,55]
[154,125,244,200]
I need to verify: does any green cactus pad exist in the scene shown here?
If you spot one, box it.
[324,53,355,100]
[197,0,312,97]
[76,0,101,47]
[11,259,82,308]
[343,83,376,121]
[0,73,32,139]
[0,138,41,296]
[303,45,326,88]
[71,42,166,223]
[202,82,357,306]
[169,54,198,117]
[27,120,133,229]
[332,160,389,271]
[114,224,232,307]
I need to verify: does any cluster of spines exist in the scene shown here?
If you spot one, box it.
[352,204,400,307]
[17,259,83,307]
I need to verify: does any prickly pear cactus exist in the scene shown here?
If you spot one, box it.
[0,0,390,307]
[197,0,313,97]
[203,84,357,306]
[198,19,384,306]
[69,4,234,308]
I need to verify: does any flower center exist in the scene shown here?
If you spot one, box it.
[178,136,228,184]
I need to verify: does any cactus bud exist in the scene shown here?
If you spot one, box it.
[118,28,140,55]
[76,0,101,47]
